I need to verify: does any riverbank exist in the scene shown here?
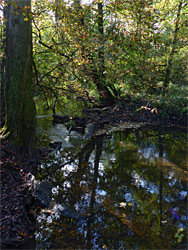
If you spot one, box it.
[53,101,187,136]
[0,143,41,249]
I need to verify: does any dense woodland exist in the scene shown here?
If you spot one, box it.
[0,0,187,248]
[0,0,188,153]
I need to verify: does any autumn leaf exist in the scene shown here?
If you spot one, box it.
[19,232,28,237]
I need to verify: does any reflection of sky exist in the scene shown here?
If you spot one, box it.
[179,191,187,199]
[37,119,84,149]
[36,120,187,249]
[125,193,133,202]
[138,144,161,159]
[61,164,77,177]
[132,172,159,195]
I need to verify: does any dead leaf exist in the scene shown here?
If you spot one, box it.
[151,108,158,114]
[0,226,7,230]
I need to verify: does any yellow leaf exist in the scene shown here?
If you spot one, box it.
[0,52,5,58]
[20,232,27,237]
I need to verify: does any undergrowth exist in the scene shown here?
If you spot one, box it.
[128,83,188,119]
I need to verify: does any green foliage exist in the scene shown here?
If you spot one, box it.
[175,228,184,243]
[153,83,188,116]
[65,120,76,130]
[31,0,188,112]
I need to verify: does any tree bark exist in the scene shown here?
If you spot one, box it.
[4,0,36,157]
[163,0,183,91]
[96,2,115,105]
[0,4,7,128]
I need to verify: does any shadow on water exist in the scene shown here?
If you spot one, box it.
[35,117,187,250]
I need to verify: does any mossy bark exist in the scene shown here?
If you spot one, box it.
[0,5,7,128]
[4,1,36,156]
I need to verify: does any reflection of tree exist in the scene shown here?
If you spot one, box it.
[159,133,164,242]
[36,215,85,249]
[36,135,104,249]
[36,128,187,249]
[99,129,187,249]
[86,137,103,249]
[68,139,96,206]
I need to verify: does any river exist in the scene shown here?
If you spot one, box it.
[35,115,187,249]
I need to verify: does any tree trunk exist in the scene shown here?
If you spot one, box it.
[163,0,183,91]
[96,2,115,105]
[4,0,36,157]
[0,4,7,128]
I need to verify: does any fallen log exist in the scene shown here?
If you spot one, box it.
[53,114,69,123]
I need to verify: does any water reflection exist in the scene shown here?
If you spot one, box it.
[36,121,187,249]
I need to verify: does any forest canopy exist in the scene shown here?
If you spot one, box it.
[31,0,188,111]
[1,0,188,119]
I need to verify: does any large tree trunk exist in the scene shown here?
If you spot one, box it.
[4,0,36,157]
[0,5,7,128]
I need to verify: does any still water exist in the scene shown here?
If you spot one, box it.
[36,117,187,250]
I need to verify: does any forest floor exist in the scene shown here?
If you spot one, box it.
[0,144,41,249]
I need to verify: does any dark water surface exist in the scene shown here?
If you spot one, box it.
[36,117,187,250]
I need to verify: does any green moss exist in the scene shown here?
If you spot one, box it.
[4,1,36,152]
